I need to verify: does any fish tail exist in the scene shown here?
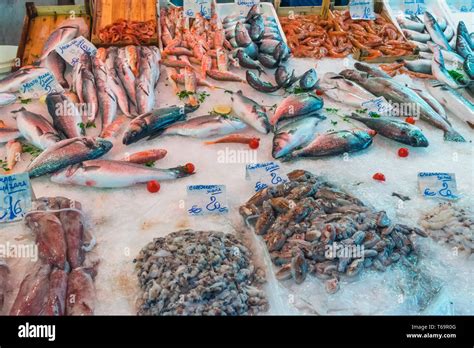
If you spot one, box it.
[444,128,466,142]
[204,140,217,145]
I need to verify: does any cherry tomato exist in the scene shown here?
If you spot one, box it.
[405,117,416,125]
[147,180,160,193]
[315,89,324,96]
[398,148,409,158]
[249,138,260,149]
[367,129,377,137]
[372,173,386,181]
[185,163,195,174]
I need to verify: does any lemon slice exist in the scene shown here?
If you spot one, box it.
[0,120,5,128]
[213,104,232,115]
[39,95,47,104]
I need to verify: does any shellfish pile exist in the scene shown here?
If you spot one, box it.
[240,170,427,294]
[135,230,268,315]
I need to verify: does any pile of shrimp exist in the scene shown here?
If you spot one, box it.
[98,19,156,45]
[280,10,416,60]
[333,10,416,60]
[279,14,352,59]
[379,61,434,79]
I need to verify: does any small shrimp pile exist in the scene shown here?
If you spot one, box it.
[280,14,352,59]
[333,10,416,60]
[280,10,416,60]
[379,61,434,79]
[98,19,156,45]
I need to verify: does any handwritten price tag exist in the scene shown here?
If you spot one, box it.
[446,0,474,12]
[55,36,97,66]
[184,0,212,18]
[187,185,229,215]
[349,0,376,20]
[403,0,426,15]
[18,70,64,99]
[235,0,260,16]
[361,96,393,116]
[246,162,288,192]
[418,172,459,200]
[0,173,32,223]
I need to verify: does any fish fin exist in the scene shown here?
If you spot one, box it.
[147,130,166,141]
[467,121,474,129]
[444,129,466,142]
[10,107,26,119]
[83,165,102,172]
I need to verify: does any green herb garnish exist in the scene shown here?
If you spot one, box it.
[291,87,307,94]
[331,120,338,126]
[355,109,367,114]
[448,69,465,83]
[177,90,210,104]
[325,108,339,113]
[22,143,42,158]
[145,161,156,168]
[78,121,96,131]
[20,98,32,105]
[369,112,381,118]
[0,159,9,171]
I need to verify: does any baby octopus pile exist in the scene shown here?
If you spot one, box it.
[135,230,268,315]
[239,170,427,294]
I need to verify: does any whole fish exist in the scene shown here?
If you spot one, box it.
[46,92,84,139]
[124,46,139,77]
[396,15,425,32]
[81,69,99,122]
[424,12,452,51]
[207,69,245,82]
[455,34,473,59]
[100,115,127,139]
[432,46,466,88]
[40,25,78,60]
[257,53,279,69]
[272,117,321,159]
[273,41,291,62]
[136,47,157,115]
[288,130,374,159]
[246,4,261,22]
[405,59,432,74]
[0,92,16,106]
[247,70,280,93]
[121,149,167,164]
[235,22,252,47]
[235,41,259,60]
[71,54,88,105]
[0,127,20,143]
[428,42,464,67]
[106,48,130,116]
[9,262,51,316]
[299,68,318,91]
[41,268,68,316]
[464,54,474,79]
[170,72,216,89]
[231,90,271,134]
[409,86,448,120]
[457,21,474,50]
[160,114,247,138]
[66,268,95,315]
[270,93,324,125]
[425,81,474,127]
[444,25,454,42]
[204,134,259,145]
[402,29,431,43]
[93,50,118,128]
[319,72,376,107]
[41,51,68,89]
[184,66,199,107]
[0,259,8,311]
[13,107,60,149]
[347,114,429,147]
[410,40,430,52]
[0,67,49,93]
[275,65,298,88]
[259,39,281,54]
[28,137,113,178]
[57,198,85,270]
[249,14,265,42]
[115,56,137,108]
[52,160,193,188]
[341,69,465,142]
[354,62,391,78]
[6,140,22,171]
[236,49,266,75]
[123,105,198,145]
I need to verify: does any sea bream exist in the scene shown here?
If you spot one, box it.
[27,137,113,178]
[160,114,247,138]
[13,107,60,149]
[270,93,324,125]
[52,160,193,188]
[347,114,429,147]
[122,104,198,145]
[340,69,465,142]
[286,129,374,160]
[230,90,271,134]
[272,117,322,159]
[46,92,84,139]
[0,66,50,93]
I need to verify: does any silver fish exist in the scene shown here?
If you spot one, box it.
[444,25,454,42]
[347,114,429,147]
[455,34,473,59]
[428,42,464,68]
[41,51,68,89]
[465,54,474,80]
[0,128,20,144]
[81,69,99,122]
[402,29,431,43]
[231,90,271,134]
[46,92,84,139]
[272,116,322,159]
[457,21,474,50]
[270,93,324,125]
[424,12,452,51]
[136,47,158,115]
[410,40,430,52]
[409,86,448,121]
[71,54,88,105]
[432,46,465,88]
[105,48,130,116]
[288,129,374,159]
[115,56,137,108]
[320,72,376,106]
[396,15,425,32]
[354,62,391,78]
[341,69,465,142]
[92,52,118,129]
[40,25,79,60]
[0,92,16,106]
[27,137,113,178]
[13,107,60,149]
[405,59,432,74]
[0,67,49,93]
[52,160,192,188]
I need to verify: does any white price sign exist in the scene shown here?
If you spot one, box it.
[349,0,376,20]
[418,172,459,200]
[187,185,229,215]
[0,173,32,223]
[55,36,97,66]
[403,0,426,15]
[184,0,212,18]
[246,162,288,192]
[18,70,64,99]
[235,0,260,16]
[361,96,393,116]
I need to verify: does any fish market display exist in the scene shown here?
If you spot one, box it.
[10,197,97,316]
[230,90,271,134]
[13,107,61,150]
[98,19,156,45]
[319,72,376,107]
[270,93,324,126]
[52,160,193,188]
[135,230,268,315]
[0,93,17,107]
[27,137,113,178]
[0,67,50,94]
[46,93,84,139]
[281,10,416,60]
[239,170,427,292]
[420,204,473,257]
